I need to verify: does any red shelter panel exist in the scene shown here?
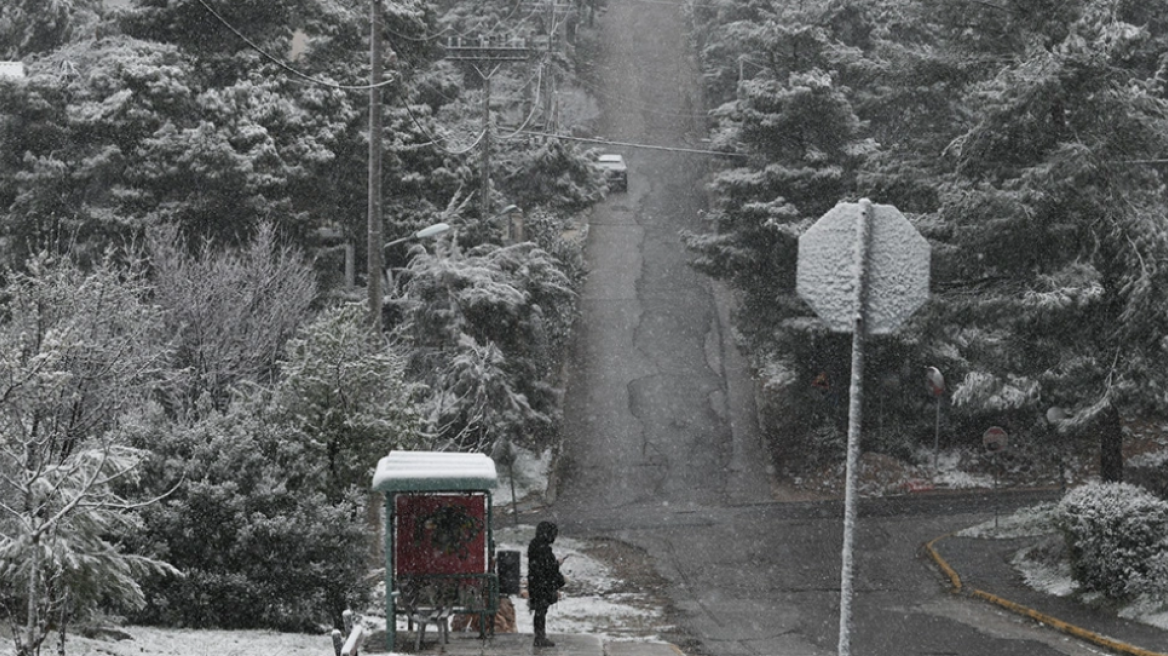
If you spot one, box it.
[395,493,487,575]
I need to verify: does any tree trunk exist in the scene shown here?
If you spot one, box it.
[1099,404,1123,483]
[21,538,39,656]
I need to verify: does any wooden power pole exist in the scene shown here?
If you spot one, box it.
[367,0,384,333]
[443,37,532,219]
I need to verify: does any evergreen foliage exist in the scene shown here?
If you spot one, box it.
[1057,482,1168,599]
[689,0,1168,473]
[273,304,425,499]
[126,401,371,632]
[0,0,594,637]
[0,0,101,59]
[394,241,579,451]
[128,304,425,630]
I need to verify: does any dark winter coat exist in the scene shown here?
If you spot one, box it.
[527,521,565,610]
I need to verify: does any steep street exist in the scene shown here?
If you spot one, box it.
[550,2,1109,655]
[559,0,772,515]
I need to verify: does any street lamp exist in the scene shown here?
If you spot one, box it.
[372,222,452,330]
[488,205,522,243]
[383,222,451,249]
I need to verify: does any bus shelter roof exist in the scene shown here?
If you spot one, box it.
[372,450,498,493]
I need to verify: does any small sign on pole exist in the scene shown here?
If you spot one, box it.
[983,426,1008,528]
[982,426,1008,453]
[926,367,945,471]
[925,367,944,397]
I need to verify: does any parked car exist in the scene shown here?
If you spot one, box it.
[595,153,628,192]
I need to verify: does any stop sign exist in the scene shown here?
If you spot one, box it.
[798,200,930,656]
[797,201,931,335]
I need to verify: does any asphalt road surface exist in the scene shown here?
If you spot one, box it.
[550,1,1112,655]
[558,0,772,515]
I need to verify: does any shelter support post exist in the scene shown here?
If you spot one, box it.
[384,493,395,652]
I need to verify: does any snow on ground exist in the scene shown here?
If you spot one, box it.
[1129,450,1168,468]
[1010,545,1079,597]
[492,524,671,643]
[955,502,1058,539]
[1120,596,1168,629]
[5,626,330,656]
[490,446,553,508]
[17,447,670,656]
[796,447,1006,497]
[484,445,672,642]
[21,436,1168,655]
[927,448,996,490]
[957,502,1168,631]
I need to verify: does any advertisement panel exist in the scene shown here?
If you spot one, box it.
[394,492,488,575]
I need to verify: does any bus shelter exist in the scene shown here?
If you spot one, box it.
[372,451,499,650]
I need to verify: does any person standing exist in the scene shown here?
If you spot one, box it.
[527,521,566,648]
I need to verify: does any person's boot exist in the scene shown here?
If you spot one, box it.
[534,633,556,648]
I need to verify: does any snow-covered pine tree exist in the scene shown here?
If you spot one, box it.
[929,0,1168,481]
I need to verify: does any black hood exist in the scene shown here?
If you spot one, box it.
[534,520,558,544]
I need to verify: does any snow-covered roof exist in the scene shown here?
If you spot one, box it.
[372,450,497,493]
[0,62,25,79]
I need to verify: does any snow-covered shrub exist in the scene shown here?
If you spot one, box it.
[0,254,179,654]
[398,244,579,451]
[129,306,423,631]
[1056,482,1168,599]
[805,423,847,467]
[128,402,372,632]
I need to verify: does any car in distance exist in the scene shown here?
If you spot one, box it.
[595,153,628,192]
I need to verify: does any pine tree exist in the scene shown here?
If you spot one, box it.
[930,0,1168,480]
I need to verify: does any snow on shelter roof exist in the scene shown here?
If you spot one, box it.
[372,450,497,493]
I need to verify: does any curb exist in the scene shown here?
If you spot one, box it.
[925,533,1168,656]
[924,534,963,591]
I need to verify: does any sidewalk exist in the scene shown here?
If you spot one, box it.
[399,632,685,656]
[931,534,1168,656]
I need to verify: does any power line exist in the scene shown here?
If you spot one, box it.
[513,130,748,157]
[498,66,545,141]
[194,0,734,161]
[571,75,709,121]
[381,0,528,43]
[395,100,489,156]
[438,127,488,156]
[195,0,395,91]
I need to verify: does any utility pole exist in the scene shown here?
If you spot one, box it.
[479,72,492,221]
[442,37,532,219]
[367,0,384,333]
[545,0,556,130]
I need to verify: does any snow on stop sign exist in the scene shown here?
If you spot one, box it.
[797,201,930,335]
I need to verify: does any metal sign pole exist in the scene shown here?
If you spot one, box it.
[838,199,874,656]
[797,198,930,656]
[926,367,945,472]
[934,398,942,470]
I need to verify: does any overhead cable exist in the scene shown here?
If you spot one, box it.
[195,0,395,90]
[513,130,748,157]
